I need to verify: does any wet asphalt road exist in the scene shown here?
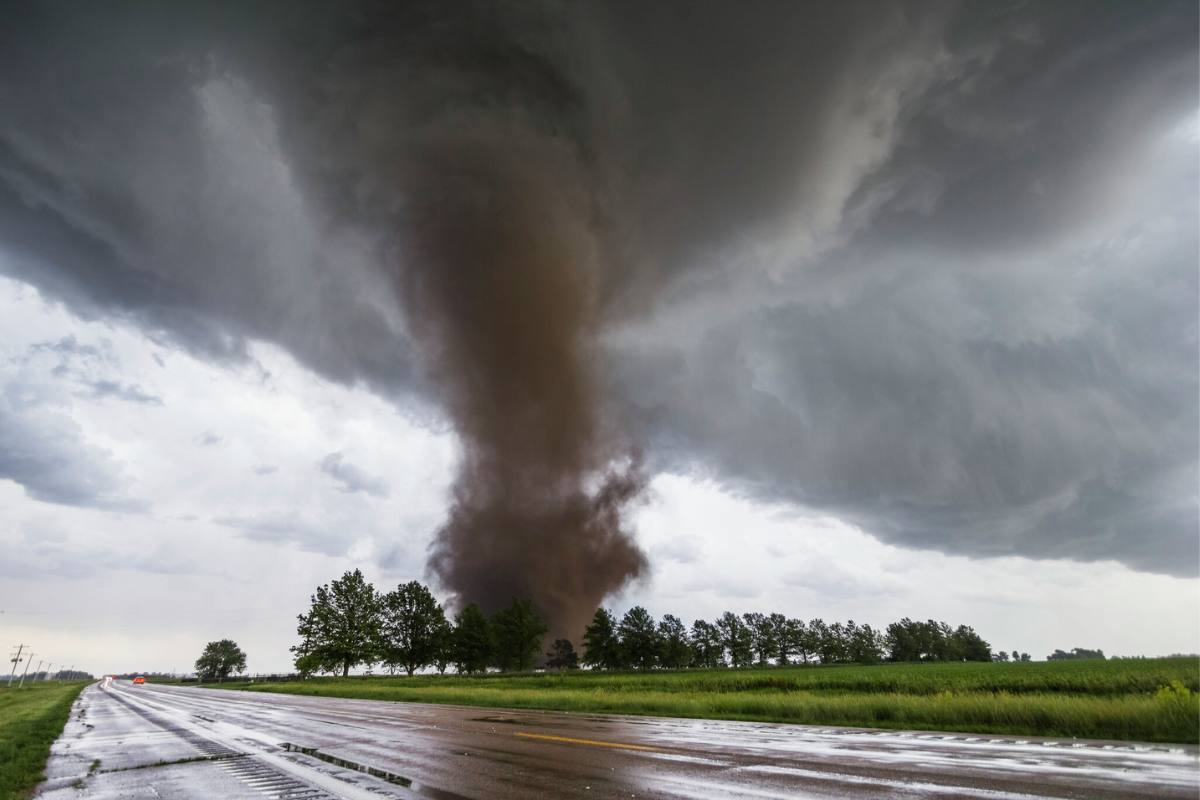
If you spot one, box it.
[39,680,1199,799]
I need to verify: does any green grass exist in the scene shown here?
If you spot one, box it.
[0,681,90,800]
[225,658,1200,744]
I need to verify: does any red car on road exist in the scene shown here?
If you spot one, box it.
[132,676,145,685]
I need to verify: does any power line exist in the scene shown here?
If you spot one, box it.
[8,644,26,687]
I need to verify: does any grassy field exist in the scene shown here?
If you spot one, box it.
[0,681,89,800]
[227,658,1200,744]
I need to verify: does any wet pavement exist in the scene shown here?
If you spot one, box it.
[39,680,1199,799]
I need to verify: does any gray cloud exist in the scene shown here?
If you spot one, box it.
[82,379,162,405]
[251,464,278,476]
[213,512,346,556]
[1,526,198,580]
[0,1,1194,580]
[318,452,389,498]
[194,431,222,447]
[652,536,704,565]
[21,336,162,405]
[0,378,144,511]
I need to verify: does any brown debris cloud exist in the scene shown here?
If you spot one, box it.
[365,22,649,640]
[405,137,648,640]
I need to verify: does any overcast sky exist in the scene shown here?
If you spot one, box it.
[0,1,1196,674]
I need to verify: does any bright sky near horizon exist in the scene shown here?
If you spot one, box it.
[0,2,1196,675]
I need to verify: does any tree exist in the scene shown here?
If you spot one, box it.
[453,603,493,674]
[690,619,725,668]
[291,610,320,678]
[827,621,849,663]
[947,625,991,662]
[292,569,381,677]
[432,615,454,675]
[491,597,548,671]
[619,606,662,670]
[717,612,753,668]
[195,639,247,683]
[581,608,622,670]
[743,613,777,666]
[778,618,809,665]
[885,618,920,661]
[810,618,836,664]
[766,613,788,664]
[1048,647,1105,661]
[378,581,449,676]
[546,639,580,670]
[846,622,885,665]
[658,614,692,669]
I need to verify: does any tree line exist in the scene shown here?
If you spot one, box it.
[290,570,994,676]
[580,609,992,669]
[290,570,547,677]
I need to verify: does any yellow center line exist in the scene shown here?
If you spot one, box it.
[514,732,660,752]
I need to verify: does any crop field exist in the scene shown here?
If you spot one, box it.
[228,658,1199,744]
[0,681,89,800]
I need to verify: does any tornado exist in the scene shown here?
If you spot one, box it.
[222,1,651,639]
[405,136,648,640]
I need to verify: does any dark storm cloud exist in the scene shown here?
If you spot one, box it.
[0,0,1195,602]
[319,452,389,498]
[609,0,1199,576]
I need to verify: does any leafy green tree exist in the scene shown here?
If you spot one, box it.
[379,581,448,676]
[766,613,788,664]
[491,597,548,671]
[845,621,885,665]
[743,613,777,666]
[809,618,837,664]
[658,614,692,669]
[947,625,991,662]
[717,612,754,668]
[827,621,849,663]
[453,603,493,674]
[195,639,247,683]
[689,619,725,668]
[293,569,381,677]
[582,608,622,670]
[432,615,454,674]
[885,618,920,661]
[291,610,320,678]
[546,639,580,670]
[777,617,809,665]
[1048,647,1105,661]
[619,606,663,670]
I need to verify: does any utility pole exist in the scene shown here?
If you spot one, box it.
[18,652,35,688]
[8,644,25,687]
[43,663,53,683]
[32,660,43,684]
